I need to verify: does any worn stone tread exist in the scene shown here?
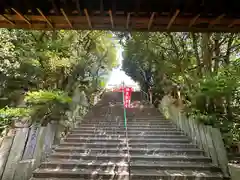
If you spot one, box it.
[67,134,186,138]
[33,168,129,178]
[50,152,211,162]
[78,122,174,126]
[59,142,197,149]
[71,129,184,135]
[130,169,224,179]
[64,137,190,143]
[74,127,178,131]
[54,147,203,153]
[39,159,219,171]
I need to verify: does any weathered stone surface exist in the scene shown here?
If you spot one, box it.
[31,92,224,180]
[14,159,35,180]
[228,163,240,180]
[33,127,47,168]
[211,128,229,176]
[159,95,229,178]
[2,128,29,180]
[0,136,14,178]
[22,124,40,160]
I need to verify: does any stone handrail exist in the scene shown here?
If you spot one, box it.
[159,95,229,177]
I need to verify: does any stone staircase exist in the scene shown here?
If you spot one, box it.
[31,92,225,180]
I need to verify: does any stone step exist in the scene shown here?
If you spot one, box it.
[59,142,197,149]
[80,120,170,124]
[130,161,220,172]
[54,147,204,155]
[39,160,220,172]
[50,152,211,163]
[78,122,175,126]
[39,159,128,172]
[70,130,184,135]
[76,125,177,129]
[67,133,187,139]
[31,178,87,180]
[73,127,179,131]
[33,169,128,179]
[63,137,190,143]
[130,169,223,180]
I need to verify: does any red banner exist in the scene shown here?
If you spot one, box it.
[123,87,133,108]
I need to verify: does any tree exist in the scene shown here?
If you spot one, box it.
[121,32,240,150]
[0,29,118,133]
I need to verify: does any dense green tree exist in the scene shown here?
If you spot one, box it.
[122,32,240,150]
[0,29,117,132]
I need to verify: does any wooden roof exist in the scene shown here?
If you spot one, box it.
[0,0,240,32]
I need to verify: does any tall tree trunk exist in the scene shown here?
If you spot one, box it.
[191,33,202,77]
[225,33,235,120]
[213,33,220,73]
[202,33,213,74]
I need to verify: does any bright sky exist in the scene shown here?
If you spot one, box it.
[106,46,138,87]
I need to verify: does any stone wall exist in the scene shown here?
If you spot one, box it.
[159,95,229,177]
[0,87,91,180]
[0,121,65,180]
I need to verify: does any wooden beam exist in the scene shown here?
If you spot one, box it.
[37,8,53,28]
[228,19,238,28]
[109,10,114,28]
[2,14,237,26]
[0,21,238,32]
[76,0,82,15]
[51,0,60,15]
[189,14,200,27]
[148,12,155,30]
[0,14,15,25]
[60,8,73,28]
[100,0,104,15]
[167,9,180,29]
[209,14,225,27]
[11,8,31,25]
[84,8,92,28]
[126,13,131,29]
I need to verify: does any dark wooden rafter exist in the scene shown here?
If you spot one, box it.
[60,8,73,28]
[84,9,92,29]
[148,12,155,30]
[76,0,82,15]
[51,0,60,15]
[37,8,53,28]
[11,8,31,25]
[0,0,239,32]
[209,14,225,27]
[228,19,238,28]
[0,14,15,26]
[189,14,200,27]
[100,0,104,15]
[167,9,180,29]
[109,10,114,28]
[126,13,131,29]
[135,0,140,16]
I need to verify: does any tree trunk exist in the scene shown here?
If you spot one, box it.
[191,33,202,77]
[202,33,213,74]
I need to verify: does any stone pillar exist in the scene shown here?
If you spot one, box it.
[2,128,29,180]
[0,136,14,179]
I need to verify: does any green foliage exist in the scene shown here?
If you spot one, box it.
[0,107,30,118]
[121,32,240,151]
[24,90,72,125]
[0,29,118,131]
[25,90,72,105]
[0,107,31,130]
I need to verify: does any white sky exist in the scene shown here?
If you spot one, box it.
[107,46,138,87]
